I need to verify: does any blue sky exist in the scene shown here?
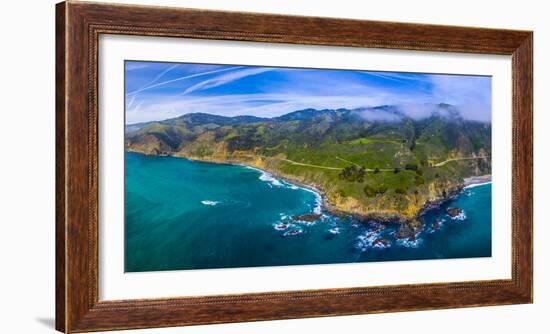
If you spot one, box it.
[125,61,492,124]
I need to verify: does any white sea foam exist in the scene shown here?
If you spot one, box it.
[373,240,391,249]
[464,181,492,189]
[450,211,467,221]
[273,222,290,231]
[299,188,323,214]
[245,165,324,212]
[396,237,423,248]
[258,171,284,187]
[295,219,317,226]
[283,228,303,237]
[355,230,391,251]
[201,200,220,206]
[313,194,322,214]
[279,213,289,220]
[328,227,340,235]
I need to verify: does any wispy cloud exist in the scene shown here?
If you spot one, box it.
[126,93,137,110]
[126,66,243,96]
[127,100,144,118]
[142,63,180,88]
[181,67,276,95]
[363,71,429,82]
[125,62,150,71]
[362,72,412,83]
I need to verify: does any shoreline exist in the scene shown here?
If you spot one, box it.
[126,150,489,224]
[240,164,326,215]
[416,174,492,216]
[463,174,492,189]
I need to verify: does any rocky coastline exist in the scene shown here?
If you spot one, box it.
[126,150,490,234]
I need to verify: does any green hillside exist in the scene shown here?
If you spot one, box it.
[125,105,491,222]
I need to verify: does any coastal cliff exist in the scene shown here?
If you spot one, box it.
[125,105,491,222]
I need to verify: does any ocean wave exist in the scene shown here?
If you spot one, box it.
[244,166,324,212]
[449,211,467,221]
[328,227,340,235]
[396,237,423,248]
[242,165,281,187]
[355,230,391,251]
[295,219,317,226]
[390,229,423,248]
[300,189,323,214]
[279,213,289,220]
[201,200,220,206]
[313,195,322,214]
[273,222,291,231]
[258,171,284,187]
[283,228,303,237]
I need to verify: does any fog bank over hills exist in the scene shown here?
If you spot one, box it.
[125,61,492,124]
[127,103,490,127]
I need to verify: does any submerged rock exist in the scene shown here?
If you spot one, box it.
[395,223,421,241]
[431,220,443,231]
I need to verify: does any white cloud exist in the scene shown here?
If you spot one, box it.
[429,75,491,122]
[356,109,403,122]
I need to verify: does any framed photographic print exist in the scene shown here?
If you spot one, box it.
[56,1,533,332]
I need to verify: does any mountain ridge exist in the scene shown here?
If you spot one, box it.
[126,103,480,129]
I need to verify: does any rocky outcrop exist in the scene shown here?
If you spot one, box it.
[291,213,322,222]
[446,207,463,217]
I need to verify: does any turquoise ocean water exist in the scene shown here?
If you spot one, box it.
[125,152,492,272]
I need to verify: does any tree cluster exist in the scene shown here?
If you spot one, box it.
[339,165,366,183]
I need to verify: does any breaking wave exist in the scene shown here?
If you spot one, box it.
[245,165,323,214]
[258,171,284,187]
[450,211,467,221]
[355,230,391,252]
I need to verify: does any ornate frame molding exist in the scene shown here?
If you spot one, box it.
[56,1,532,332]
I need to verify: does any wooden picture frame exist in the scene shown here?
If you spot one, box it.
[56,1,533,332]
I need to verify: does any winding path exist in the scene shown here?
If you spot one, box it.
[258,154,489,172]
[273,157,343,170]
